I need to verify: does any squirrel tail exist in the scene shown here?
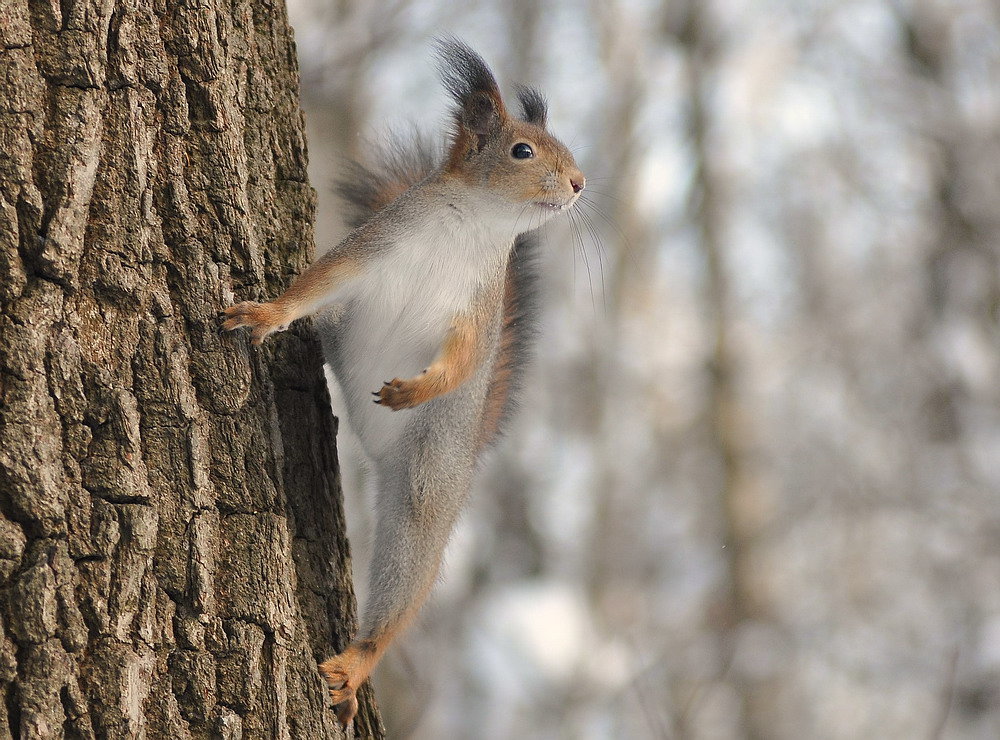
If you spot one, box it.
[476,233,539,450]
[335,135,539,449]
[335,131,439,228]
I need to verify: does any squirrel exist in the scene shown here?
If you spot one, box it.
[222,39,585,726]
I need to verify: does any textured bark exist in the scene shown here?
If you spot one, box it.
[0,0,382,737]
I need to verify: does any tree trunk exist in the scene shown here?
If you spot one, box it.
[0,0,382,737]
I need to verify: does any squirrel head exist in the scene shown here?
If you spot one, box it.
[436,39,585,224]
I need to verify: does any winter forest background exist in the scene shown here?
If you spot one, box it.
[284,1,1000,738]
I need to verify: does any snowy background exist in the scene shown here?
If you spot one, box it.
[286,1,1000,737]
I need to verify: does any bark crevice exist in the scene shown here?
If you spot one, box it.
[0,0,382,736]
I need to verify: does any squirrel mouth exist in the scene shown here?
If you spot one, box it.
[535,200,573,212]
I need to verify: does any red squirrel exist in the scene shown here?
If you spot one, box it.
[223,39,584,725]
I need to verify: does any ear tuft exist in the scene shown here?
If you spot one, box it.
[435,37,507,136]
[515,85,548,127]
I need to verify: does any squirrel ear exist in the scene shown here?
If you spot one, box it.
[436,38,508,149]
[462,91,502,138]
[516,85,547,127]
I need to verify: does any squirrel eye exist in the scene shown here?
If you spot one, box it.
[511,143,534,159]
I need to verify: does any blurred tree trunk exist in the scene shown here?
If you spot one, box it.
[0,0,382,737]
[578,0,651,626]
[899,6,1000,443]
[678,3,769,738]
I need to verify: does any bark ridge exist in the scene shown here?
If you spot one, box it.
[0,0,381,736]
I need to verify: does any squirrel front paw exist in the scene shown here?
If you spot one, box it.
[373,377,424,410]
[222,301,289,346]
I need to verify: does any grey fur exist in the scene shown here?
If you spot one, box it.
[361,336,497,636]
[319,267,505,637]
[320,139,540,637]
[335,132,440,229]
[301,42,581,695]
[331,137,540,448]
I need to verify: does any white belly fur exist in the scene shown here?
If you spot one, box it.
[327,207,511,461]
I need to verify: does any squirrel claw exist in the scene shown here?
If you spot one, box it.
[222,301,288,345]
[374,377,421,411]
[327,685,353,705]
[333,694,358,726]
[319,650,368,727]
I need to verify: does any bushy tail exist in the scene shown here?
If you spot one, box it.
[335,132,440,228]
[476,233,538,450]
[335,136,539,450]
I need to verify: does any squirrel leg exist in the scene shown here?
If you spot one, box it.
[320,450,471,725]
[222,301,293,345]
[223,252,360,345]
[376,295,497,410]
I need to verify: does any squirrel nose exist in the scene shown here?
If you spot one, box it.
[571,176,585,194]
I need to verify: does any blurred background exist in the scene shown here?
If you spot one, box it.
[284,1,1000,737]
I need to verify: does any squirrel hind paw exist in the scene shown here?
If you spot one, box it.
[319,661,359,726]
[333,693,359,726]
[319,646,376,727]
